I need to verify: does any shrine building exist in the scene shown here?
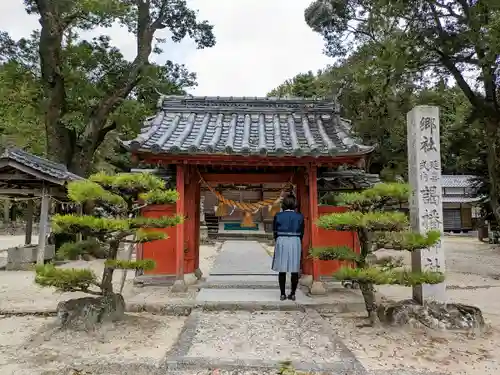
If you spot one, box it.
[122,96,376,293]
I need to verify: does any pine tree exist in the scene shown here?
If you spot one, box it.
[34,172,181,326]
[311,183,444,325]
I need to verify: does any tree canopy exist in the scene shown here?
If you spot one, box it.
[0,0,215,175]
[301,0,500,220]
[268,54,482,181]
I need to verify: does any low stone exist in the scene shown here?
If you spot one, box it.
[309,280,326,295]
[171,279,188,293]
[184,273,198,286]
[56,293,125,331]
[194,268,203,280]
[377,299,485,330]
[299,274,313,287]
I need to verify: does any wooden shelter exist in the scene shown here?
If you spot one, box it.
[0,148,81,265]
[123,96,375,293]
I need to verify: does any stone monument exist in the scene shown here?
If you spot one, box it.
[407,106,446,303]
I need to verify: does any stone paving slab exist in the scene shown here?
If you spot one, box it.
[208,240,276,276]
[196,288,312,303]
[164,309,367,374]
[205,275,278,283]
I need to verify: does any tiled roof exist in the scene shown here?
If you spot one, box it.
[318,169,381,189]
[441,175,477,188]
[122,96,375,157]
[442,196,483,203]
[0,148,82,183]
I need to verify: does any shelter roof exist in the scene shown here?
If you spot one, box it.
[0,148,82,197]
[122,96,375,158]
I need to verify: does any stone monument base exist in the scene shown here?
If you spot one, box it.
[6,244,55,270]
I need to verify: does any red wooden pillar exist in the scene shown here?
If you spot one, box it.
[295,168,311,275]
[184,165,197,275]
[308,164,320,281]
[175,164,186,282]
[194,167,201,274]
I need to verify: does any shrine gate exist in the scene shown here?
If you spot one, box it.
[123,96,375,293]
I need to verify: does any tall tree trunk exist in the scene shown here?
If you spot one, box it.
[359,282,379,325]
[36,2,73,165]
[357,228,379,324]
[35,0,158,174]
[101,240,120,295]
[485,116,500,225]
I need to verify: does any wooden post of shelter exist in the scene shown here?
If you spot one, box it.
[37,185,50,265]
[76,204,83,242]
[3,199,9,224]
[25,199,34,245]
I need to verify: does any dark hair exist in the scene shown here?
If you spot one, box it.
[281,194,297,211]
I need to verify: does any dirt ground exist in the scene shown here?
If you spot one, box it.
[0,313,186,375]
[342,236,500,375]
[376,237,500,317]
[324,311,499,375]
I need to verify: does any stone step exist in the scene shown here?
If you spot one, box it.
[195,288,312,304]
[211,232,273,241]
[201,274,279,289]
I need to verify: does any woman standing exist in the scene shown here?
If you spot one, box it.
[271,194,304,301]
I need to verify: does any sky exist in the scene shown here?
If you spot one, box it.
[0,0,332,96]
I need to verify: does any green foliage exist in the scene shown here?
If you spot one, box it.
[90,172,166,192]
[104,259,155,270]
[316,211,408,231]
[302,0,499,217]
[130,215,183,229]
[56,239,106,260]
[52,215,129,234]
[267,43,485,186]
[0,62,44,154]
[35,264,98,292]
[139,189,179,205]
[35,172,181,296]
[374,256,404,270]
[53,213,181,235]
[333,267,445,287]
[373,230,441,251]
[337,183,409,209]
[309,245,359,262]
[67,180,125,206]
[136,229,167,242]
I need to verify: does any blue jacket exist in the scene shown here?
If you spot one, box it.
[273,210,304,240]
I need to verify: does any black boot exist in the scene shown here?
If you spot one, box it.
[288,272,299,301]
[278,272,287,301]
